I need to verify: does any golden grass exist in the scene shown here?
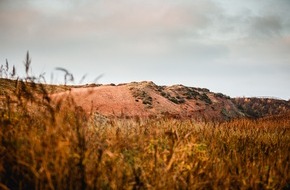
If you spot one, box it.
[1,85,290,189]
[0,55,289,189]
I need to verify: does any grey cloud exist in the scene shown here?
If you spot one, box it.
[0,4,45,44]
[3,0,220,38]
[250,15,283,37]
[1,0,225,60]
[205,0,290,41]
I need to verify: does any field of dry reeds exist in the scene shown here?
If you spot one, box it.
[0,54,290,189]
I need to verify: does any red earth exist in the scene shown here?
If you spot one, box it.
[51,81,244,120]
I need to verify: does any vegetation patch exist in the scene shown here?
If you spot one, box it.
[199,93,212,104]
[233,97,290,118]
[158,87,186,104]
[183,87,200,100]
[168,96,185,104]
[215,92,230,99]
[130,88,153,108]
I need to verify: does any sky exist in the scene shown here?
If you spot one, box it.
[0,0,290,100]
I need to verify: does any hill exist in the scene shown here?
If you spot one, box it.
[50,80,289,120]
[232,97,290,118]
[1,78,289,121]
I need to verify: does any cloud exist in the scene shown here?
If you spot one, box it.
[1,0,220,40]
[249,15,283,38]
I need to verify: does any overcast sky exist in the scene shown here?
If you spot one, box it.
[0,0,289,99]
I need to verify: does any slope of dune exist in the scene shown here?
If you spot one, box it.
[51,81,245,120]
[1,78,289,120]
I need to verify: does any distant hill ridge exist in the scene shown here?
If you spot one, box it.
[50,80,290,120]
[1,78,289,121]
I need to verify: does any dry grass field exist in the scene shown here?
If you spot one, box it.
[1,83,290,190]
[0,57,290,189]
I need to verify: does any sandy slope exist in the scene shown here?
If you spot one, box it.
[52,85,148,117]
[51,81,245,120]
